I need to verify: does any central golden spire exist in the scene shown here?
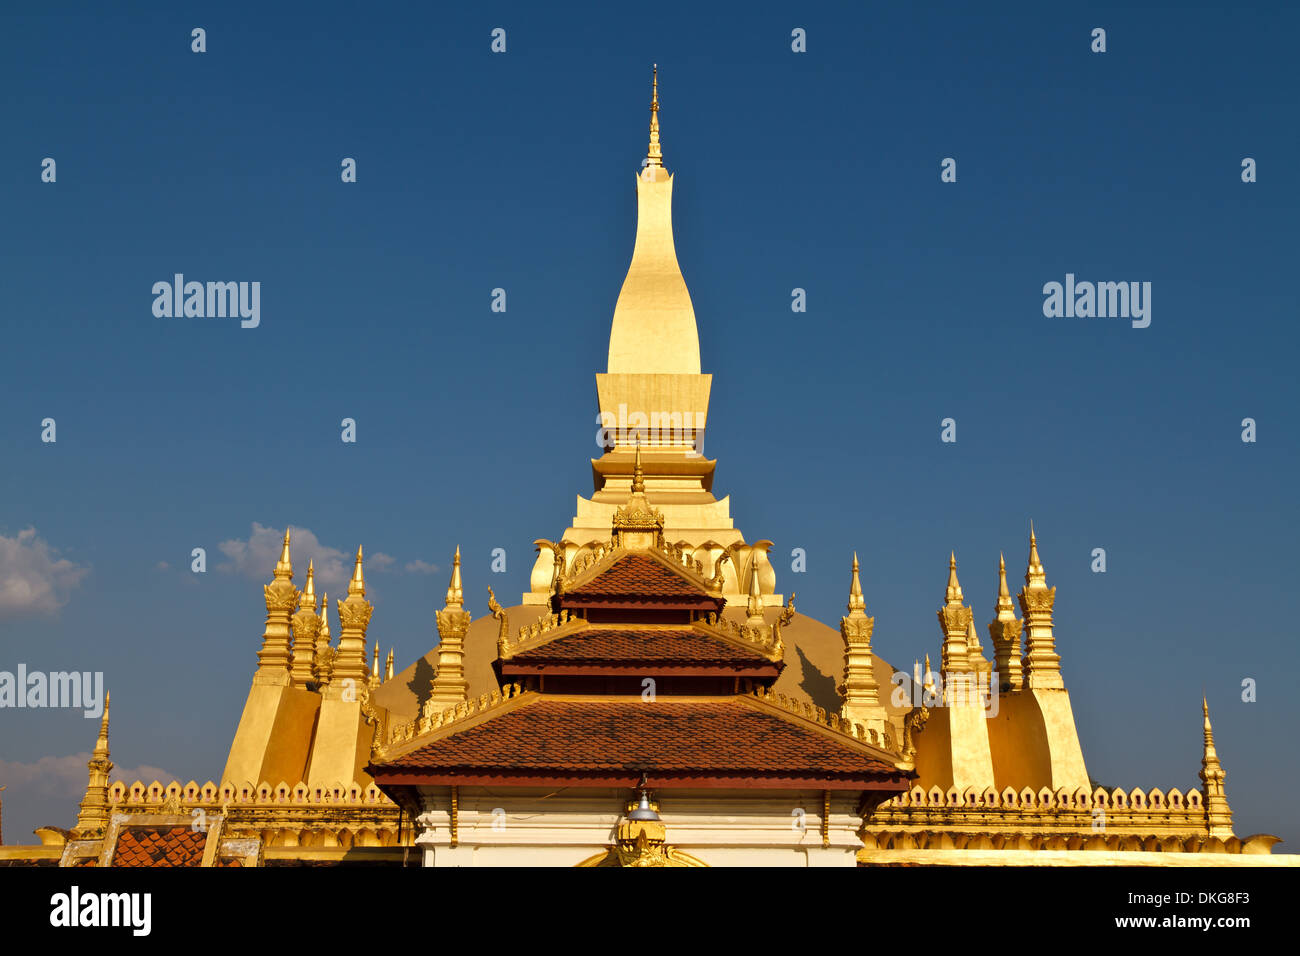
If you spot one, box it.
[606,65,700,376]
[646,64,662,169]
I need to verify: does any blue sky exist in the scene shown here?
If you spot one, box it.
[1,1,1297,849]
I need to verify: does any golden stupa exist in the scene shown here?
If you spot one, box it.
[4,68,1292,869]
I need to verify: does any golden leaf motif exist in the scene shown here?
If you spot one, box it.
[337,599,374,630]
[264,580,300,612]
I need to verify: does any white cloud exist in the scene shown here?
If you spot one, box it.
[0,753,177,799]
[405,559,440,575]
[0,528,89,618]
[216,523,402,594]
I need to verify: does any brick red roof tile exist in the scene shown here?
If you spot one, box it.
[563,554,714,606]
[508,627,772,666]
[378,697,900,785]
[112,826,207,867]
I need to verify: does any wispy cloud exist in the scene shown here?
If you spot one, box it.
[404,559,440,575]
[216,523,398,594]
[0,753,177,798]
[0,528,89,618]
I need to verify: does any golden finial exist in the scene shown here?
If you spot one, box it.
[319,593,331,640]
[746,551,764,623]
[995,552,1016,618]
[923,654,935,693]
[1025,523,1047,588]
[300,559,317,612]
[275,528,293,578]
[945,552,964,605]
[445,545,464,610]
[372,643,380,679]
[1202,694,1218,758]
[632,440,646,494]
[847,552,866,614]
[645,63,663,170]
[348,546,366,596]
[93,691,111,757]
[1199,695,1227,787]
[386,648,394,681]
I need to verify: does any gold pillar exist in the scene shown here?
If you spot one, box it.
[1200,697,1234,838]
[427,546,471,709]
[333,548,373,683]
[1019,525,1063,690]
[839,554,888,735]
[290,559,321,686]
[305,547,375,788]
[256,529,299,681]
[74,692,112,836]
[938,553,973,685]
[988,554,1024,692]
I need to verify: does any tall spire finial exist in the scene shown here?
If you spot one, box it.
[1202,694,1217,759]
[348,546,366,596]
[746,551,764,623]
[645,63,663,169]
[300,559,317,611]
[945,552,964,605]
[275,528,293,578]
[94,691,111,757]
[632,440,645,494]
[995,553,1015,616]
[1026,522,1046,587]
[847,552,866,614]
[445,545,464,610]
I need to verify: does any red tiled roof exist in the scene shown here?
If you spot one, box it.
[375,697,903,787]
[507,627,773,667]
[112,826,207,867]
[563,554,716,607]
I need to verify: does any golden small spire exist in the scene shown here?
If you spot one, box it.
[923,653,935,693]
[645,63,663,169]
[385,647,394,681]
[299,559,317,613]
[349,546,366,596]
[318,593,331,641]
[372,643,380,679]
[631,441,646,494]
[93,691,111,759]
[1198,694,1233,835]
[847,552,866,614]
[995,552,1016,619]
[746,552,764,623]
[275,528,293,579]
[945,552,964,605]
[445,545,464,610]
[1202,695,1219,762]
[1026,522,1047,588]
